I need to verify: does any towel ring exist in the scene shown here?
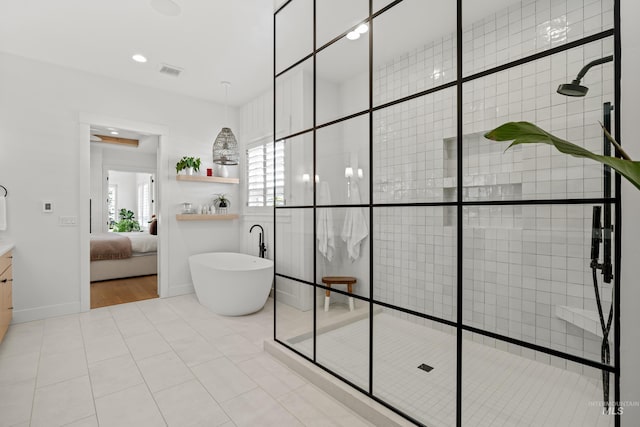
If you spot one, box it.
[0,185,6,197]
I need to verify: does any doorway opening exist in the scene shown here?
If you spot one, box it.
[89,126,160,308]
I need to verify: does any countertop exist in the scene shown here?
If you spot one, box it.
[0,241,14,257]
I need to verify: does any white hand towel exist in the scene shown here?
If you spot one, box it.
[341,184,368,262]
[316,182,335,262]
[0,197,6,231]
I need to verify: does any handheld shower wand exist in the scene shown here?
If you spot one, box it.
[590,206,602,268]
[590,205,614,410]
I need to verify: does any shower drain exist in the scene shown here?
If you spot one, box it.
[417,363,434,372]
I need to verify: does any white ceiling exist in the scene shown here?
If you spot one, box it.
[0,0,274,106]
[0,0,522,106]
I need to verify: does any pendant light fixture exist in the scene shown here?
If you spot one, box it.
[212,81,239,165]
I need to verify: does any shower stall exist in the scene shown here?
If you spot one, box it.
[273,0,620,426]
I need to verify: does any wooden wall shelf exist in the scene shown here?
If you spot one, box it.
[176,175,239,184]
[176,214,239,221]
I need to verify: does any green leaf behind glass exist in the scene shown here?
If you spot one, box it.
[485,122,640,191]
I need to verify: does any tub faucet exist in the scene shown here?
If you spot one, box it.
[250,224,267,258]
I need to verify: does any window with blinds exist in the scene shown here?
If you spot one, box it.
[107,184,117,230]
[137,182,151,229]
[247,140,285,207]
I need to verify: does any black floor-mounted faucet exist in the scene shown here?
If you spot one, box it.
[250,224,267,258]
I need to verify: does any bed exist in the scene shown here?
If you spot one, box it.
[90,232,158,282]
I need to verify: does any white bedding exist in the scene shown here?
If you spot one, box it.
[115,232,158,253]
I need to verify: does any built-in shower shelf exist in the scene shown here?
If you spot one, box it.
[555,305,606,338]
[175,214,239,221]
[442,173,523,189]
[176,175,239,184]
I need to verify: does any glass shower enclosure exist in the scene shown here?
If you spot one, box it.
[273,0,620,425]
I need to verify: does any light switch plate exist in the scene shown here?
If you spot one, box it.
[59,216,77,226]
[43,201,53,213]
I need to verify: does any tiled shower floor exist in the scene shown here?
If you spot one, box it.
[289,313,613,427]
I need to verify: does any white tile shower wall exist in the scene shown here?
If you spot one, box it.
[373,35,456,107]
[463,0,613,77]
[371,0,614,374]
[373,207,457,325]
[373,87,457,204]
[464,39,614,200]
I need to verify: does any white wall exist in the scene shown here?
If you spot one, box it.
[620,1,640,423]
[101,143,157,169]
[108,171,137,221]
[89,147,103,233]
[0,52,241,321]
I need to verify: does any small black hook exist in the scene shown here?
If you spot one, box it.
[0,185,6,197]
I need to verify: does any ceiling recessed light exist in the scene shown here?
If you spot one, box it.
[110,131,119,135]
[356,23,369,34]
[132,54,147,63]
[346,31,360,40]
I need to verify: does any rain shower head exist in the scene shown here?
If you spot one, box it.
[557,55,613,97]
[557,81,589,97]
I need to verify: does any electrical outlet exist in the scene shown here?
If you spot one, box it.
[58,216,77,226]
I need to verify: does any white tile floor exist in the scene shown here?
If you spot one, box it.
[0,295,374,427]
[289,313,613,427]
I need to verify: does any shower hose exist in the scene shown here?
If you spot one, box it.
[592,266,614,410]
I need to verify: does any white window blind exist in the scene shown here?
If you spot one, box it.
[247,140,285,207]
[137,182,151,228]
[107,185,117,229]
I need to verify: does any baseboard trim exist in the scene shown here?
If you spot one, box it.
[264,340,413,427]
[12,301,81,324]
[167,283,194,297]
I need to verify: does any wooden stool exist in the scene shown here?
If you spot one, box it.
[322,276,357,312]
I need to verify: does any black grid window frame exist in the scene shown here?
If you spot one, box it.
[273,1,622,426]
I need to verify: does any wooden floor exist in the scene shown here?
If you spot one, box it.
[90,275,158,309]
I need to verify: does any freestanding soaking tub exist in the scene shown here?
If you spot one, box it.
[188,252,274,316]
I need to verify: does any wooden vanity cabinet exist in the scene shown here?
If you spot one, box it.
[0,251,13,342]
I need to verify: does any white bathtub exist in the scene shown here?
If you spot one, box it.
[188,252,274,316]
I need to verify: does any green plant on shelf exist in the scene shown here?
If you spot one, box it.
[175,156,201,174]
[213,193,229,208]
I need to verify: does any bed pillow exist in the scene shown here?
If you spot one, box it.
[149,218,157,235]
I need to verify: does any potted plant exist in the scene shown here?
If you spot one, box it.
[113,208,141,232]
[175,156,202,175]
[213,193,230,214]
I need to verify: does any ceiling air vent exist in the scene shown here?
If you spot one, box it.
[159,64,183,77]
